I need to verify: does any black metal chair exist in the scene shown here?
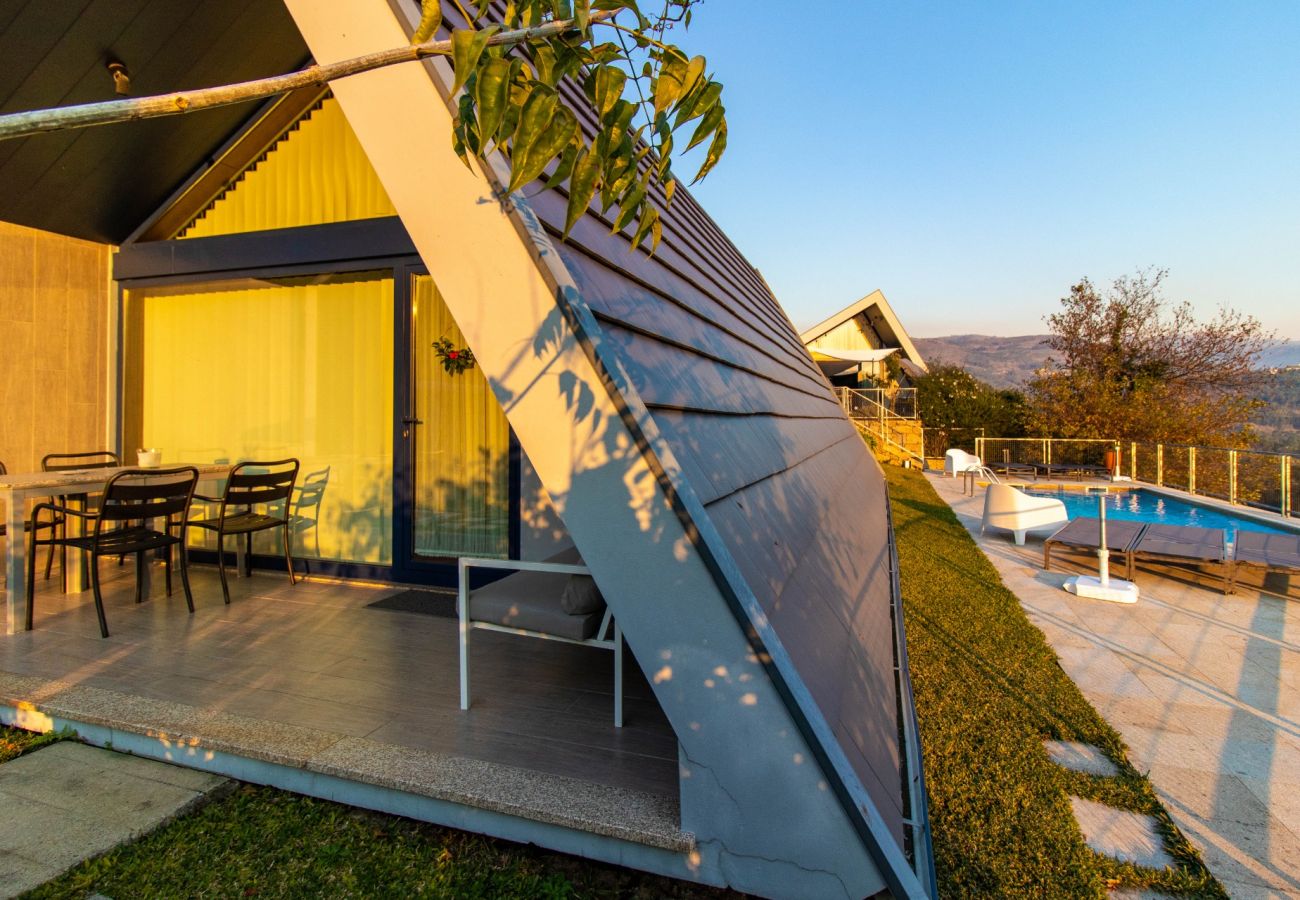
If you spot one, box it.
[26,466,199,638]
[1,462,59,586]
[41,450,121,584]
[188,459,299,604]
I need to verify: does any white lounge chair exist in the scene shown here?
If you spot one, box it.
[981,483,1069,545]
[945,449,983,478]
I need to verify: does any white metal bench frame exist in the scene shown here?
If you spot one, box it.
[457,556,624,727]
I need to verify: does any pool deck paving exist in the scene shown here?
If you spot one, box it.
[929,472,1300,898]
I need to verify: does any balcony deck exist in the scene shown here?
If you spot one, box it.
[0,561,687,853]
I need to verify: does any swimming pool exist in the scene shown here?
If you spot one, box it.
[1024,487,1298,545]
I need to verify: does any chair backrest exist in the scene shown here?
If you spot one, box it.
[222,459,300,517]
[96,467,200,531]
[43,450,120,472]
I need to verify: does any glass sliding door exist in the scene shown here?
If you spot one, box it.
[408,275,510,559]
[122,271,394,565]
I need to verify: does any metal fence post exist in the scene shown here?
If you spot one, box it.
[1157,444,1164,486]
[1044,439,1051,466]
[1229,449,1237,505]
[1130,442,1137,479]
[1284,456,1292,518]
[1188,447,1196,494]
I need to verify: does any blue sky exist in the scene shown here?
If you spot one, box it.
[670,2,1300,339]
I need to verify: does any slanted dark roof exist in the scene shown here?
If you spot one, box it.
[524,56,928,890]
[0,0,308,243]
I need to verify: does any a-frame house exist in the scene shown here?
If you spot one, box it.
[0,2,933,896]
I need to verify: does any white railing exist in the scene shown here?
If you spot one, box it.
[973,436,1296,518]
[834,387,918,420]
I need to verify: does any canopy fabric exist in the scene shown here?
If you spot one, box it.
[810,347,899,363]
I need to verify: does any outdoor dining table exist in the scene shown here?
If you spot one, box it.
[0,463,231,635]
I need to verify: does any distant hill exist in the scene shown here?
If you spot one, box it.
[912,335,1300,453]
[912,334,1052,388]
[914,335,1300,389]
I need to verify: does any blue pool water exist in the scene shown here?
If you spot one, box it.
[1024,487,1297,545]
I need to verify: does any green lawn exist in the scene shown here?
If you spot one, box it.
[887,466,1224,898]
[0,724,65,764]
[22,784,735,900]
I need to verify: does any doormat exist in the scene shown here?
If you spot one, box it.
[365,589,458,619]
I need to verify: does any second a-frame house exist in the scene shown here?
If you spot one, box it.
[0,1,933,896]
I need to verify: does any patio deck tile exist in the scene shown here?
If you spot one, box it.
[0,559,682,849]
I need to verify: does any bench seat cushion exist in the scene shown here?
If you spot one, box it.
[469,569,605,641]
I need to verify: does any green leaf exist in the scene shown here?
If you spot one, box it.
[677,56,707,108]
[548,141,579,186]
[675,80,721,129]
[511,107,578,190]
[564,147,602,236]
[612,184,646,232]
[685,103,723,152]
[593,66,626,120]
[630,205,659,251]
[473,58,513,148]
[507,87,560,192]
[575,0,591,32]
[653,52,688,116]
[692,118,727,183]
[412,0,442,44]
[451,25,499,96]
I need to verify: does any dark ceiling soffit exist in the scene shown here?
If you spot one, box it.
[128,83,327,244]
[113,216,416,281]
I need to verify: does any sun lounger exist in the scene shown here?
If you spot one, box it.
[1229,530,1300,595]
[988,461,1037,480]
[1131,523,1230,593]
[1043,517,1147,578]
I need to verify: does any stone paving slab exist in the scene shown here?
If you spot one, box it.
[0,742,227,899]
[1045,740,1120,777]
[1070,796,1174,869]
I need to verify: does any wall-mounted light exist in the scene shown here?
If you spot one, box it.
[106,59,130,96]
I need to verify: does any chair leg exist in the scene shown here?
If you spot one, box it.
[25,529,39,631]
[458,578,470,711]
[134,552,145,604]
[216,533,231,605]
[178,541,194,614]
[90,556,109,638]
[283,526,296,587]
[613,622,624,728]
[164,539,173,597]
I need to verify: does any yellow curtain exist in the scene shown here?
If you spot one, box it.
[412,275,509,557]
[123,273,394,564]
[178,97,397,239]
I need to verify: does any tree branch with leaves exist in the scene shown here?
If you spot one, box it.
[0,0,726,254]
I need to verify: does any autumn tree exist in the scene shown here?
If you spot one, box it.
[1026,269,1274,446]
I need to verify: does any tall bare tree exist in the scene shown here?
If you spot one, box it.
[1027,269,1275,445]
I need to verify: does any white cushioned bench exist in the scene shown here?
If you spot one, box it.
[458,550,623,726]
